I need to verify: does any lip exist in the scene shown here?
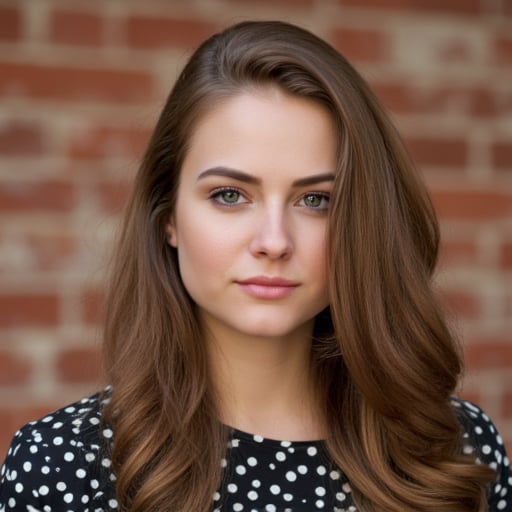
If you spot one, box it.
[236,276,299,299]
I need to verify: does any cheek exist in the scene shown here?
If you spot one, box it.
[174,215,233,286]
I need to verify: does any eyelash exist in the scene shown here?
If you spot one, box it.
[208,187,330,211]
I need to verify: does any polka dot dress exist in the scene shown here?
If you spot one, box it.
[0,391,510,511]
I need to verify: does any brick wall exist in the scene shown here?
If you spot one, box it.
[0,0,511,460]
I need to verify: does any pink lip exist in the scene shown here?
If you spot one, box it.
[236,276,298,299]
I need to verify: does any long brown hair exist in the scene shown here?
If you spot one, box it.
[102,20,495,511]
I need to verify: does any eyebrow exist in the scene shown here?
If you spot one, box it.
[197,166,335,187]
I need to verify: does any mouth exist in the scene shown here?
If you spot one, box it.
[236,276,299,299]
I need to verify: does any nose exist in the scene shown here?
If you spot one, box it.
[248,204,293,260]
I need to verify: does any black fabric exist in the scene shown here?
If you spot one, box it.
[0,390,510,511]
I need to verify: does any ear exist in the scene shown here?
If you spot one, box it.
[165,218,178,248]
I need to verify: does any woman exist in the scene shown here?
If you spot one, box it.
[0,20,510,512]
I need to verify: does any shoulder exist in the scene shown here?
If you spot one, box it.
[451,397,511,510]
[0,389,118,511]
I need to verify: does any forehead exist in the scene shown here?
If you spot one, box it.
[181,87,338,180]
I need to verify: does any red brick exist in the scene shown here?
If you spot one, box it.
[492,141,512,169]
[26,232,78,271]
[126,16,217,49]
[438,240,478,267]
[0,62,154,104]
[338,0,482,16]
[50,10,104,46]
[500,241,512,270]
[97,180,133,214]
[406,136,468,168]
[68,124,151,161]
[0,180,75,213]
[503,390,512,419]
[0,351,32,385]
[495,36,512,66]
[465,340,512,369]
[439,290,481,319]
[0,121,45,156]
[374,83,498,118]
[0,294,59,327]
[431,189,512,220]
[331,27,388,63]
[231,0,312,4]
[82,289,104,324]
[56,346,102,384]
[0,6,21,41]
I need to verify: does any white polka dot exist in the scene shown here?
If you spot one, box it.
[316,499,325,508]
[213,491,220,501]
[102,428,113,438]
[247,457,257,467]
[64,492,74,503]
[8,498,15,507]
[316,486,326,496]
[227,483,238,493]
[41,466,50,475]
[248,490,258,500]
[56,482,66,491]
[265,505,276,512]
[330,470,341,480]
[236,465,246,475]
[297,464,308,474]
[286,470,297,481]
[53,436,63,446]
[307,446,317,456]
[76,469,86,478]
[317,465,327,475]
[109,499,118,507]
[233,503,243,511]
[283,493,293,501]
[276,451,286,462]
[252,479,261,488]
[14,482,23,493]
[39,485,49,496]
[23,461,32,472]
[81,495,90,504]
[482,445,491,455]
[253,435,264,443]
[497,500,507,510]
[336,492,346,501]
[64,451,75,462]
[270,484,280,495]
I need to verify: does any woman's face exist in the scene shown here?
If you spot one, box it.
[166,87,337,342]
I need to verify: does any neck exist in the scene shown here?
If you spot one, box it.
[206,321,325,441]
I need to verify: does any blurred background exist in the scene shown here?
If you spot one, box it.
[0,0,511,459]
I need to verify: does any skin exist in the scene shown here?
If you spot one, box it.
[166,87,337,440]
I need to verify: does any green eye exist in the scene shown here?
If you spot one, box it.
[301,193,329,210]
[304,194,322,207]
[220,190,240,203]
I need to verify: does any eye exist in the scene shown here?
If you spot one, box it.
[298,192,330,211]
[209,187,247,206]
